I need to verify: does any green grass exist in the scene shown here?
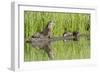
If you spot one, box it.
[24,11,90,61]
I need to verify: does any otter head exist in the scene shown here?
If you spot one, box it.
[47,21,54,30]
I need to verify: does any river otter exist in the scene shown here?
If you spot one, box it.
[32,21,54,38]
[63,31,79,41]
[72,31,80,41]
[29,21,54,60]
[63,32,73,42]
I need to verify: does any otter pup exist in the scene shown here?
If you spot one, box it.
[32,21,54,38]
[63,32,73,37]
[63,31,79,41]
[63,32,73,42]
[72,31,80,41]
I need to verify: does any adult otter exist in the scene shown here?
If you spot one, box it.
[32,21,54,38]
[28,21,54,60]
